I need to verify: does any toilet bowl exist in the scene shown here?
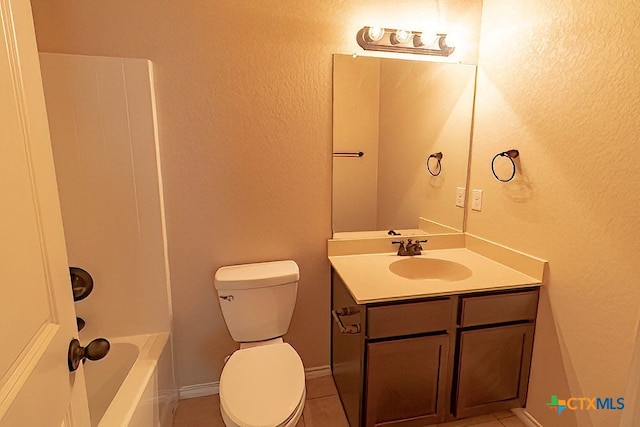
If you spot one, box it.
[219,342,306,427]
[214,260,305,427]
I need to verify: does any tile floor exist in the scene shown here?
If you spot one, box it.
[172,375,527,427]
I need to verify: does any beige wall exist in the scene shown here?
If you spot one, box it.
[29,0,481,389]
[472,1,640,426]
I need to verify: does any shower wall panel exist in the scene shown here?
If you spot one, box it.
[39,54,171,338]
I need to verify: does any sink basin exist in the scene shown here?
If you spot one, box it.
[389,257,473,281]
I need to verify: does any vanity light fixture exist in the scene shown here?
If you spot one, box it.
[356,26,455,57]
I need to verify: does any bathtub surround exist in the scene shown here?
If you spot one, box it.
[28,1,640,427]
[39,53,178,425]
[39,54,173,340]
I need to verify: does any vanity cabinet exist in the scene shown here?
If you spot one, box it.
[331,270,540,427]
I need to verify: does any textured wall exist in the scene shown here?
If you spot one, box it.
[472,1,640,426]
[29,0,482,389]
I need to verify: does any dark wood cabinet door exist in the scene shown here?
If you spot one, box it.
[454,323,535,418]
[365,335,449,427]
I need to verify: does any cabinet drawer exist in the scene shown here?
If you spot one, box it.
[459,289,539,328]
[367,299,452,339]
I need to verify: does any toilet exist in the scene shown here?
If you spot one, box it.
[214,260,306,427]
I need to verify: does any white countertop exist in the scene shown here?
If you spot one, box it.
[329,248,541,304]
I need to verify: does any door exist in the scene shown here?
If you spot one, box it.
[0,0,91,426]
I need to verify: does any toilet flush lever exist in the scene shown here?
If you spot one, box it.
[219,295,234,302]
[332,308,361,334]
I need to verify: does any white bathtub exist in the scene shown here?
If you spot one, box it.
[82,333,178,427]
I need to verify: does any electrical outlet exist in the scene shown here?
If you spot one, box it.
[472,189,483,211]
[456,187,465,208]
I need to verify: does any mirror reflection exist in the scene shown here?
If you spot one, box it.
[332,54,476,238]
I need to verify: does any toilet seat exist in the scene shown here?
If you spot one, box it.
[220,343,305,427]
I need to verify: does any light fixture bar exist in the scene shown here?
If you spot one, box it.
[356,26,455,57]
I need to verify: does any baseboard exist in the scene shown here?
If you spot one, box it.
[179,382,219,399]
[304,365,332,379]
[178,365,333,400]
[511,408,543,427]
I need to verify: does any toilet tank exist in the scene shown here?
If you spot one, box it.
[214,260,299,343]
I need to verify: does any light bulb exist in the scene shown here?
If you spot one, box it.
[367,27,385,42]
[394,29,412,44]
[443,33,457,48]
[413,32,437,48]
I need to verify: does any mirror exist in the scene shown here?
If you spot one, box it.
[332,54,476,238]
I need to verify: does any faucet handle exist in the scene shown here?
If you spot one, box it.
[392,240,408,256]
[412,239,428,255]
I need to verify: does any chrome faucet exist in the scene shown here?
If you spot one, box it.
[392,239,428,256]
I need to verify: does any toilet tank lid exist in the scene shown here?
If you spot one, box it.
[214,260,299,290]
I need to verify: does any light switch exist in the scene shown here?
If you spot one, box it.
[456,187,465,208]
[472,189,483,211]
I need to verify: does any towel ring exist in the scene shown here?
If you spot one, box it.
[491,149,519,182]
[427,152,443,176]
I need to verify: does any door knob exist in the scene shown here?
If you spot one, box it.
[67,338,110,372]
